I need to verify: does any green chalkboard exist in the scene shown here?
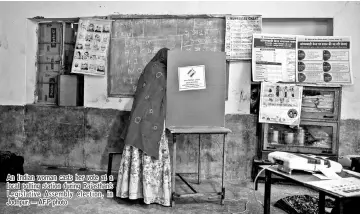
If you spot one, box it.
[108,16,225,96]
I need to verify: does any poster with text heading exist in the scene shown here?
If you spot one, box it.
[178,65,206,91]
[71,18,112,76]
[225,15,262,60]
[252,34,297,82]
[297,36,352,85]
[259,82,303,126]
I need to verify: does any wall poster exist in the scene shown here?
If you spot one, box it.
[297,36,352,85]
[259,82,303,126]
[225,15,262,60]
[252,34,297,82]
[71,18,112,76]
[178,65,206,91]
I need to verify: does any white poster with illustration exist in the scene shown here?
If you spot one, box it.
[178,65,206,91]
[71,18,112,76]
[259,82,303,125]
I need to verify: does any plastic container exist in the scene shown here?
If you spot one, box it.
[283,132,294,144]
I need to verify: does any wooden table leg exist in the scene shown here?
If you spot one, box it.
[334,198,344,214]
[319,191,325,214]
[198,134,201,184]
[171,134,177,207]
[264,169,271,214]
[221,134,226,205]
[107,153,113,182]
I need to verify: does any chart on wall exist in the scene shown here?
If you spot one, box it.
[109,17,225,96]
[225,15,262,60]
[296,36,352,85]
[252,34,297,82]
[71,18,112,76]
[259,82,303,126]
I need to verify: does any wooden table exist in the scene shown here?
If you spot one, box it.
[261,165,360,214]
[167,126,231,207]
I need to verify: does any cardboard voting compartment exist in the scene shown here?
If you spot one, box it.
[166,50,226,128]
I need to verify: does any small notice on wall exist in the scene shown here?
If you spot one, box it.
[297,36,352,85]
[259,82,303,126]
[71,18,112,76]
[252,34,297,82]
[225,15,262,60]
[178,65,206,91]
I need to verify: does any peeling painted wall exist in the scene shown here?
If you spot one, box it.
[0,106,359,180]
[0,106,25,151]
[0,1,359,118]
[0,106,265,180]
[24,106,85,167]
[339,119,361,156]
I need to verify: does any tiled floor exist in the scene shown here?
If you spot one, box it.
[0,166,318,214]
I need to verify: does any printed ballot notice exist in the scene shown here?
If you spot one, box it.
[5,173,115,208]
[178,65,206,91]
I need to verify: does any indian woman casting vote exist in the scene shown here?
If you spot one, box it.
[116,48,171,206]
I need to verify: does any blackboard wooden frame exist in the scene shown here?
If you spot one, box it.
[107,14,229,97]
[110,14,229,19]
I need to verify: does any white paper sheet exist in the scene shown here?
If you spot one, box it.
[319,168,342,180]
[178,65,206,91]
[259,82,303,125]
[252,34,297,82]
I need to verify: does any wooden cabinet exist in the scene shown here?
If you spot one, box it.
[258,86,341,160]
[301,86,341,121]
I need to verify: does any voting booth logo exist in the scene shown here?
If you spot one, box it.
[178,65,206,91]
[187,68,196,78]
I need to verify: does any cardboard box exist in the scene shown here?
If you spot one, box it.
[38,54,61,64]
[39,63,60,73]
[38,71,59,83]
[38,80,58,105]
[39,23,62,43]
[39,43,61,55]
[38,23,62,56]
[58,75,78,106]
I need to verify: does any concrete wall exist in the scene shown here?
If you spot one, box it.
[0,2,359,179]
[1,105,257,179]
[0,105,359,180]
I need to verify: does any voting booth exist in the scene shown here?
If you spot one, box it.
[166,50,231,206]
[166,50,227,127]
